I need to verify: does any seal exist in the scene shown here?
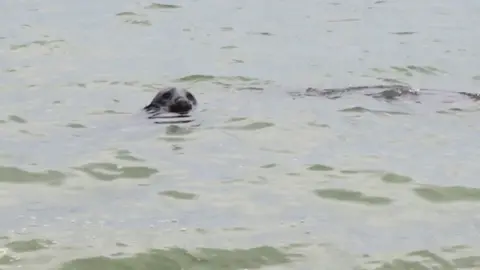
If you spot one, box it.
[144,87,197,117]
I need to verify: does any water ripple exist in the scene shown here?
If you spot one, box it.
[360,246,480,270]
[74,163,158,181]
[10,39,66,51]
[222,121,274,131]
[412,185,480,203]
[0,166,65,185]
[314,188,393,205]
[158,190,198,200]
[145,3,181,10]
[5,239,54,253]
[60,246,299,270]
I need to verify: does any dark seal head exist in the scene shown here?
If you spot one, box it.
[144,87,197,115]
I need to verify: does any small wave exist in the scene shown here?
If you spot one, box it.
[148,113,196,125]
[339,106,410,115]
[314,188,393,205]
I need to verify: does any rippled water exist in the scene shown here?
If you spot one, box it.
[1,0,480,269]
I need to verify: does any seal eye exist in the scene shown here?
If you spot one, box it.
[186,93,194,101]
[161,92,172,100]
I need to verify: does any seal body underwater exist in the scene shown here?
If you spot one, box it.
[144,87,197,117]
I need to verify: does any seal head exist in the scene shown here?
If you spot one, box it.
[144,87,197,115]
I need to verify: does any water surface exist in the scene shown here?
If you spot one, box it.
[1,0,480,269]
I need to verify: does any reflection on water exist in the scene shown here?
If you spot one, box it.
[1,0,480,269]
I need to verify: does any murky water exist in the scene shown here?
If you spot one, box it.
[1,0,480,269]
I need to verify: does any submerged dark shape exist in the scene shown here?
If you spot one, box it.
[304,84,420,100]
[459,91,480,101]
[144,87,197,117]
[301,84,480,102]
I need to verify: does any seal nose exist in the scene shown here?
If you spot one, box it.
[170,97,192,113]
[178,100,192,110]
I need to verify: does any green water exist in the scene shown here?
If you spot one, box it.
[1,0,480,269]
